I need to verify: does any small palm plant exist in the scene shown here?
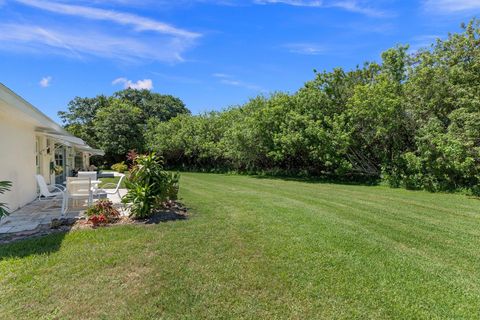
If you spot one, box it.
[122,153,180,219]
[0,181,12,218]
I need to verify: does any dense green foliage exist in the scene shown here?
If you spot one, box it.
[0,181,12,218]
[146,20,480,193]
[2,173,480,319]
[122,154,180,218]
[59,88,189,163]
[111,162,128,173]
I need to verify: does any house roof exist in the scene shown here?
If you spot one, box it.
[0,83,104,156]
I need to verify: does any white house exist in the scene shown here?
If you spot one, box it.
[0,83,103,212]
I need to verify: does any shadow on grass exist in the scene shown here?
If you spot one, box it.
[0,231,67,260]
[136,209,188,225]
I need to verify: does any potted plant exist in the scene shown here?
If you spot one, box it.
[54,165,63,176]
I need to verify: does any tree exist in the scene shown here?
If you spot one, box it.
[59,89,190,163]
[399,19,480,192]
[142,18,480,194]
[93,100,144,163]
[114,88,190,121]
[58,95,110,147]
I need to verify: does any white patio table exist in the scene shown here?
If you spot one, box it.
[63,180,101,186]
[63,179,105,200]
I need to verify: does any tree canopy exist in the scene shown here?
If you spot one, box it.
[59,19,480,194]
[145,19,480,194]
[59,89,189,163]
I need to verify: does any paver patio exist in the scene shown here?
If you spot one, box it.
[0,189,127,234]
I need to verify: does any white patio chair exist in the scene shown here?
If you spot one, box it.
[62,177,93,214]
[35,174,65,201]
[78,171,97,180]
[95,174,126,200]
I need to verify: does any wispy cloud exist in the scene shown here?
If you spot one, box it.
[112,77,154,90]
[253,0,388,17]
[0,23,191,62]
[424,0,480,13]
[212,73,264,91]
[212,73,230,78]
[283,43,326,55]
[0,0,200,63]
[39,76,52,87]
[15,0,200,38]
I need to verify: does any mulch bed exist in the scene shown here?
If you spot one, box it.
[0,202,188,245]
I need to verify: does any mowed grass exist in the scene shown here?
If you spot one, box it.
[1,173,480,319]
[98,176,126,188]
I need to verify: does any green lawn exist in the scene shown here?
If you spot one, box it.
[98,176,127,188]
[1,173,479,319]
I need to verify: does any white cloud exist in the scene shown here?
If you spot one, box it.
[0,23,192,63]
[212,73,231,78]
[283,43,326,55]
[112,77,153,90]
[424,0,480,13]
[212,73,264,91]
[15,0,200,38]
[253,0,387,17]
[39,76,52,87]
[0,0,200,63]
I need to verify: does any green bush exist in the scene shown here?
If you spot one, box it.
[111,162,128,173]
[122,154,180,219]
[144,19,480,194]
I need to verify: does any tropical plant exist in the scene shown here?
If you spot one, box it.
[0,181,12,218]
[166,172,180,201]
[122,153,180,218]
[111,161,128,173]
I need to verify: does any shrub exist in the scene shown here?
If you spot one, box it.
[0,181,12,218]
[122,153,180,219]
[86,199,120,226]
[166,172,180,201]
[111,162,128,173]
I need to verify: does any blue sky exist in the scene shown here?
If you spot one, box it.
[0,0,479,122]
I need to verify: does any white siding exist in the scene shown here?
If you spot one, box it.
[0,113,37,211]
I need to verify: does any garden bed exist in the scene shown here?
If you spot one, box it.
[0,202,188,244]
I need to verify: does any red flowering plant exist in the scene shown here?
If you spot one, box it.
[88,214,108,226]
[126,149,139,169]
[86,199,120,226]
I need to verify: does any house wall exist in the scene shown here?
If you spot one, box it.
[0,113,37,212]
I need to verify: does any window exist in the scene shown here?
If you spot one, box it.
[55,146,64,169]
[75,153,83,169]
